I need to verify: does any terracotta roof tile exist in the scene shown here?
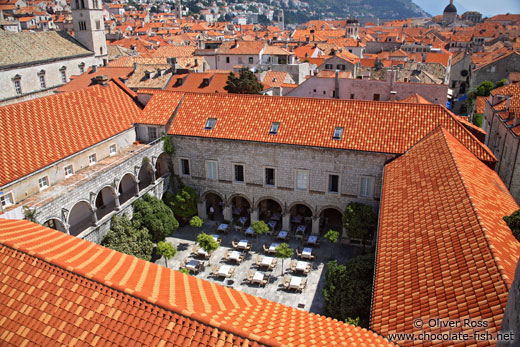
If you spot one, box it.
[0,219,394,346]
[0,82,141,186]
[397,93,431,104]
[56,67,134,93]
[145,92,496,165]
[371,127,520,346]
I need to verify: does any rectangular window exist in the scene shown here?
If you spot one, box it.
[333,127,344,140]
[148,127,158,140]
[79,64,85,74]
[96,20,100,30]
[265,167,275,186]
[328,174,339,193]
[350,94,355,99]
[204,118,217,130]
[234,164,244,182]
[89,153,97,165]
[373,94,380,101]
[206,161,218,180]
[359,176,374,198]
[109,144,116,155]
[248,57,253,64]
[14,80,22,95]
[180,158,190,176]
[295,170,308,190]
[0,192,14,207]
[269,122,280,135]
[61,70,67,83]
[38,176,49,190]
[64,165,74,177]
[39,74,46,89]
[226,57,230,63]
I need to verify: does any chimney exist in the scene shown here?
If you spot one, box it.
[334,70,340,99]
[92,65,98,73]
[390,90,397,101]
[94,75,109,86]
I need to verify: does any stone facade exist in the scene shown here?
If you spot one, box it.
[172,135,393,239]
[470,53,520,90]
[497,255,520,347]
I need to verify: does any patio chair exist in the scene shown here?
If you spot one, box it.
[245,243,252,252]
[232,240,238,249]
[239,254,246,263]
[295,248,302,257]
[192,244,200,256]
[304,265,311,274]
[180,258,188,269]
[228,267,235,278]
[270,258,278,269]
[246,270,254,283]
[255,255,262,267]
[289,260,297,271]
[262,244,269,254]
[223,249,229,260]
[198,261,206,271]
[212,265,220,276]
[282,276,290,289]
[299,279,307,291]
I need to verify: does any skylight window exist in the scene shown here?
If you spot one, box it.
[333,127,344,140]
[269,122,280,135]
[204,118,217,130]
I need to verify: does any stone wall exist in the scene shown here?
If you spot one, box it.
[497,256,520,347]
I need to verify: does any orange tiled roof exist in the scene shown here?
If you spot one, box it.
[491,82,520,110]
[152,44,196,58]
[56,66,134,93]
[476,96,486,114]
[0,82,141,187]
[371,127,520,346]
[157,93,495,164]
[0,218,395,347]
[397,93,431,104]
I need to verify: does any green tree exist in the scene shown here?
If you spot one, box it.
[190,216,203,228]
[324,229,340,258]
[346,317,361,326]
[164,186,199,224]
[133,194,179,243]
[343,202,377,251]
[23,206,40,223]
[197,232,219,264]
[275,243,293,276]
[157,241,177,267]
[102,214,154,261]
[504,210,520,242]
[179,268,190,275]
[322,254,375,328]
[252,220,269,251]
[224,68,264,94]
[495,78,507,88]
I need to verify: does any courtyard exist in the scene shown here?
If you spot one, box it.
[155,220,363,314]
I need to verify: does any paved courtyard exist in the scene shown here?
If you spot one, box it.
[155,220,363,314]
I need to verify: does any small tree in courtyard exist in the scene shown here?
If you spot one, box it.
[252,220,269,251]
[197,232,219,264]
[157,241,177,267]
[504,210,520,242]
[324,229,340,258]
[343,202,377,252]
[190,216,203,228]
[275,243,294,276]
[164,186,198,224]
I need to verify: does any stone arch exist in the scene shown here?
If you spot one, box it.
[138,160,154,191]
[201,189,225,202]
[119,172,138,205]
[228,194,252,226]
[227,193,253,207]
[256,196,283,222]
[68,200,95,237]
[288,201,315,217]
[319,206,344,235]
[155,152,170,178]
[95,185,118,221]
[42,218,67,233]
[255,196,285,210]
[203,191,224,221]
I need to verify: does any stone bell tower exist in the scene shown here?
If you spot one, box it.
[71,0,108,66]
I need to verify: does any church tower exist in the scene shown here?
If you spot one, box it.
[71,0,108,66]
[345,19,359,39]
[442,0,457,27]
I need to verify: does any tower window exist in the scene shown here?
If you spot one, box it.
[13,79,21,95]
[39,74,46,88]
[60,68,67,83]
[96,20,100,30]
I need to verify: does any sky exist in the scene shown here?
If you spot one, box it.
[413,0,520,17]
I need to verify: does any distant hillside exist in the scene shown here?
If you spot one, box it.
[283,0,430,24]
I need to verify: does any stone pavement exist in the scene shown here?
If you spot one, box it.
[157,220,362,314]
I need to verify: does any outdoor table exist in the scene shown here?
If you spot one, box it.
[296,225,306,233]
[252,271,264,284]
[239,216,247,225]
[269,243,280,253]
[217,224,228,232]
[277,230,288,240]
[296,261,309,272]
[237,239,249,249]
[268,220,277,229]
[229,251,242,262]
[186,260,200,272]
[212,234,221,242]
[197,248,209,257]
[289,276,302,290]
[261,256,274,267]
[244,227,254,236]
[292,215,303,223]
[233,207,242,215]
[272,212,281,221]
[302,247,313,259]
[218,264,232,277]
[307,235,317,245]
